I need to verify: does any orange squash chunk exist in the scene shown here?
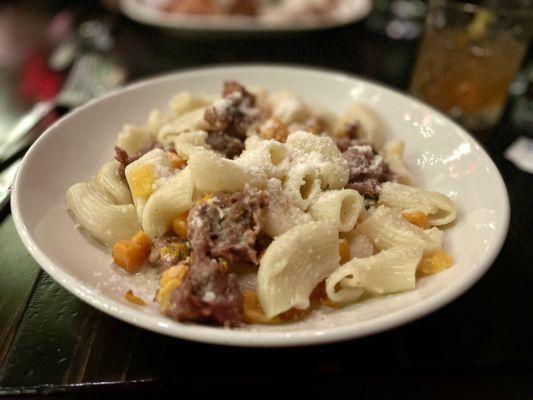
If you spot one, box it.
[242,290,281,325]
[171,212,189,239]
[167,152,187,169]
[418,249,453,276]
[113,231,152,273]
[402,210,430,229]
[157,264,189,313]
[124,289,146,306]
[339,238,351,264]
[129,164,155,199]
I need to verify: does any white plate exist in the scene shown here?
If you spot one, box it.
[11,65,509,347]
[119,0,372,33]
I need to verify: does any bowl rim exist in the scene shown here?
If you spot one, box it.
[11,64,510,347]
[118,0,373,32]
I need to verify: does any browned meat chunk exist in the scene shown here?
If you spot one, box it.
[204,81,259,140]
[222,80,255,102]
[165,188,268,326]
[188,188,269,265]
[335,136,358,153]
[167,256,243,326]
[333,122,368,152]
[205,132,244,159]
[343,144,395,198]
[335,136,368,153]
[114,146,129,177]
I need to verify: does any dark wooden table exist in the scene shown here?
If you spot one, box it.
[1,2,532,398]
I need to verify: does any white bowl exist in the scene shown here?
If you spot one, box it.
[11,65,509,347]
[119,0,372,33]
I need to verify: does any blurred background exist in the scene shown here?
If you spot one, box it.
[1,0,532,398]
[1,0,531,161]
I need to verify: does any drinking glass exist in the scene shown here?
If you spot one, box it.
[410,0,533,130]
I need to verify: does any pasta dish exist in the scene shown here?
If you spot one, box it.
[66,81,457,327]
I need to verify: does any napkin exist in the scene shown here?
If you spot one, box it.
[504,136,533,174]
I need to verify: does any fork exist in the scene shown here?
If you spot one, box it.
[0,52,125,211]
[0,52,125,163]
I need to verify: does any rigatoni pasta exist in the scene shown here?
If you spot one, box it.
[173,130,208,159]
[188,148,262,192]
[168,91,212,117]
[257,221,339,318]
[141,166,195,239]
[157,108,211,146]
[357,205,443,254]
[261,178,313,238]
[125,148,173,219]
[285,130,349,190]
[380,140,413,185]
[379,182,457,226]
[66,182,141,246]
[333,102,385,149]
[326,245,423,301]
[116,124,151,155]
[96,160,132,205]
[235,139,289,179]
[282,163,322,209]
[66,80,457,328]
[309,189,364,232]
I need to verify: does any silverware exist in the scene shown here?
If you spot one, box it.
[0,158,22,211]
[0,52,125,163]
[0,53,125,211]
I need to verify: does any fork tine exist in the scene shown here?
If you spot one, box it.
[86,55,110,102]
[74,54,101,103]
[73,55,96,103]
[57,52,117,108]
[58,55,92,105]
[58,58,83,95]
